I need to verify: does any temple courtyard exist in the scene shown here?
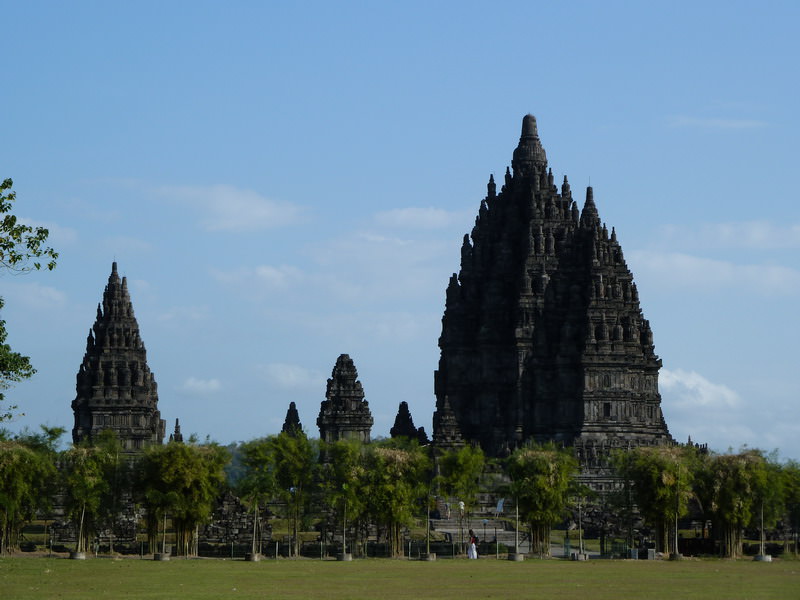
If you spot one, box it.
[0,555,796,599]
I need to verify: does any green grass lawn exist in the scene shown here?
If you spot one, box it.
[1,555,797,600]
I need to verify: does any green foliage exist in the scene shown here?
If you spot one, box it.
[361,441,431,557]
[270,431,315,557]
[614,445,694,553]
[317,439,367,553]
[505,442,578,556]
[236,437,277,555]
[782,460,800,555]
[0,178,58,422]
[319,439,365,513]
[61,433,123,553]
[695,449,771,558]
[436,445,485,514]
[237,437,276,507]
[0,298,36,422]
[0,426,62,554]
[135,441,230,556]
[0,179,58,273]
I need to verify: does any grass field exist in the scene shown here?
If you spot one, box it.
[1,555,797,600]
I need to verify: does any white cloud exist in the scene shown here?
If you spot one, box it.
[179,377,222,395]
[158,305,210,322]
[660,368,753,451]
[101,235,154,255]
[211,264,304,292]
[160,184,306,232]
[660,368,741,409]
[306,231,453,303]
[658,221,800,250]
[128,278,152,293]
[2,282,67,310]
[260,363,326,390]
[17,218,78,245]
[374,207,472,230]
[254,265,304,290]
[667,116,767,130]
[628,250,800,295]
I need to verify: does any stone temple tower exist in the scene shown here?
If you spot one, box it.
[434,115,672,458]
[317,354,373,444]
[71,262,166,451]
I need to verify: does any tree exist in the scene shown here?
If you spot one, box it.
[436,444,485,514]
[782,461,800,556]
[318,439,366,556]
[362,441,431,557]
[436,444,484,553]
[614,445,694,554]
[270,431,315,557]
[696,449,767,558]
[135,441,229,556]
[0,179,58,273]
[505,443,579,557]
[236,437,277,556]
[61,434,122,554]
[0,178,58,422]
[0,426,63,554]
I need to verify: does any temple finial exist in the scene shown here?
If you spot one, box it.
[512,114,547,177]
[521,114,538,137]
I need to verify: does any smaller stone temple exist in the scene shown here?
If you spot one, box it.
[282,401,303,436]
[431,396,464,452]
[390,401,429,444]
[71,262,166,451]
[317,354,373,443]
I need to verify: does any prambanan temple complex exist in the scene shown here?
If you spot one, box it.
[71,115,674,478]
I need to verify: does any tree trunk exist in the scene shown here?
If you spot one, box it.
[530,522,551,557]
[721,523,742,558]
[77,503,86,553]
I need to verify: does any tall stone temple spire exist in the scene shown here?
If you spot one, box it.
[434,115,672,458]
[317,354,373,444]
[71,262,166,451]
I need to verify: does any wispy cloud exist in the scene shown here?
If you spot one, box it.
[660,368,750,450]
[660,368,741,409]
[158,305,210,322]
[667,116,767,130]
[179,377,222,395]
[101,235,154,255]
[2,282,67,310]
[18,218,78,245]
[211,264,304,292]
[658,221,800,250]
[159,184,307,232]
[661,367,800,455]
[374,207,472,230]
[628,250,800,295]
[260,363,326,390]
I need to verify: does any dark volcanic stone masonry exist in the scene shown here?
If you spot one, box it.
[317,354,374,443]
[434,115,672,457]
[71,262,165,450]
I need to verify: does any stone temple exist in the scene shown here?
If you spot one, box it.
[317,354,373,444]
[72,262,165,451]
[433,115,672,458]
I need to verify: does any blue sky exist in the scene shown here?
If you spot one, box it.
[2,1,799,459]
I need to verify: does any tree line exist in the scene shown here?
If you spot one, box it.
[2,425,799,559]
